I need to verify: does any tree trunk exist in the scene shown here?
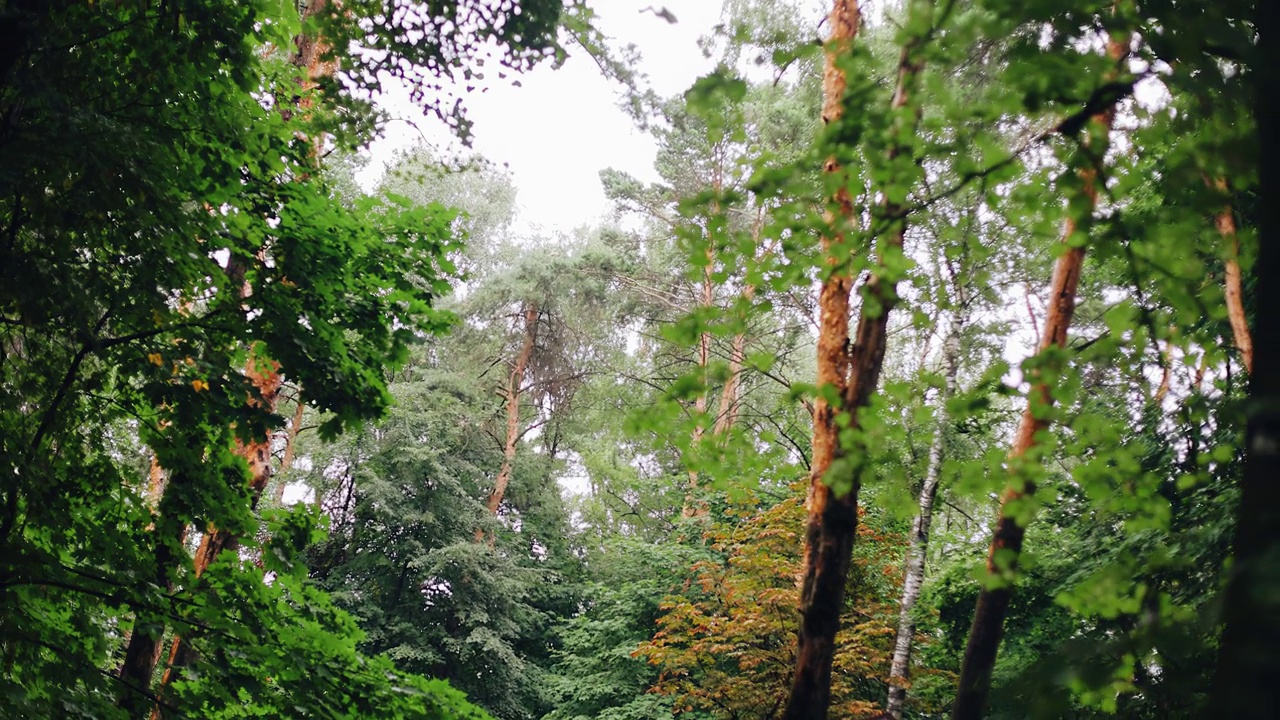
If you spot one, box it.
[119,6,333,713]
[148,355,282,717]
[781,0,859,702]
[477,302,539,540]
[714,329,748,436]
[950,34,1126,720]
[684,156,725,518]
[273,393,307,505]
[1211,2,1280,715]
[785,1,930,715]
[116,534,178,716]
[714,210,769,438]
[1211,177,1253,374]
[886,310,964,718]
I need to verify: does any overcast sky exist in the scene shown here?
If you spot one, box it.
[359,2,726,233]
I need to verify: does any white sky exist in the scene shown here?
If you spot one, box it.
[359,2,725,233]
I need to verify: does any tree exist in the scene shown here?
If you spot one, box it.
[1212,1,1280,715]
[951,28,1130,719]
[0,0,561,716]
[640,491,906,719]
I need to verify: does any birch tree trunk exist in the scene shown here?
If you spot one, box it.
[886,310,964,718]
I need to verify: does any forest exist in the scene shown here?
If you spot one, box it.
[0,0,1276,718]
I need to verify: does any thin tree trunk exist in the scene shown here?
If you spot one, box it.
[785,1,930,715]
[1211,177,1254,374]
[149,355,282,716]
[477,302,538,540]
[1152,331,1175,408]
[1211,2,1280,714]
[684,156,725,517]
[145,456,166,508]
[950,34,1126,720]
[273,393,307,505]
[714,212,764,438]
[683,257,716,518]
[886,311,964,718]
[714,329,748,435]
[782,0,859,696]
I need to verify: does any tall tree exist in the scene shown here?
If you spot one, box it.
[1211,0,1280,715]
[0,1,561,717]
[887,270,970,718]
[786,0,935,715]
[950,30,1129,720]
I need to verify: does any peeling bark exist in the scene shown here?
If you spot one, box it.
[950,35,1127,720]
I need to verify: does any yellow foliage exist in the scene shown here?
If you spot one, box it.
[636,489,906,719]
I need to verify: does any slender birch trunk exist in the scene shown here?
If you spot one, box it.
[950,34,1127,720]
[785,1,931,715]
[886,310,964,718]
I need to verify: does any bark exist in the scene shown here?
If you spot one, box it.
[477,302,539,539]
[116,536,175,715]
[147,356,282,717]
[273,394,307,505]
[1211,177,1254,374]
[886,310,964,719]
[714,216,766,438]
[131,6,332,703]
[784,2,928,716]
[714,329,748,436]
[950,35,1126,720]
[684,156,726,517]
[683,256,716,518]
[1211,2,1280,714]
[780,0,859,695]
[146,456,166,509]
[1153,332,1174,408]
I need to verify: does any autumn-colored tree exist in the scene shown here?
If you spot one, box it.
[638,491,910,719]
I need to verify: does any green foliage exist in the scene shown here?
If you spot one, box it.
[0,0,1267,718]
[303,364,579,720]
[0,0,561,717]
